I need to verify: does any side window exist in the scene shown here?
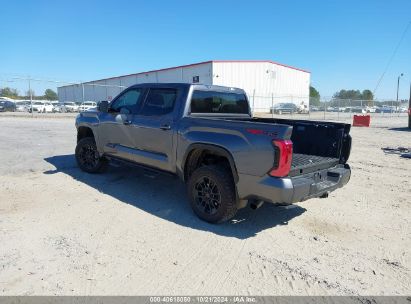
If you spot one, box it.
[140,88,177,116]
[110,89,143,113]
[190,90,249,114]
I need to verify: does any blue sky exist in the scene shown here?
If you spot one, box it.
[1,0,410,99]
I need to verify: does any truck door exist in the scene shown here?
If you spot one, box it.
[127,88,178,172]
[97,87,145,161]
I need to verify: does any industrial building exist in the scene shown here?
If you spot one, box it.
[57,60,310,112]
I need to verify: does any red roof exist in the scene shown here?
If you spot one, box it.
[76,60,310,86]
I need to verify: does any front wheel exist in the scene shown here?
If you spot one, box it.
[187,165,238,223]
[75,137,108,173]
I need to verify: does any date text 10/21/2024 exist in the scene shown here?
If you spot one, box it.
[149,297,257,303]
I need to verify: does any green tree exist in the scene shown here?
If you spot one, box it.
[0,87,18,98]
[333,89,362,100]
[44,89,58,100]
[309,86,320,106]
[361,89,373,100]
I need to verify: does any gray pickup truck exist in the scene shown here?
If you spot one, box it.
[75,83,351,223]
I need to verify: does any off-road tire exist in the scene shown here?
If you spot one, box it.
[187,165,238,223]
[75,137,108,173]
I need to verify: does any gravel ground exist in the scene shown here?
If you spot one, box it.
[0,115,410,295]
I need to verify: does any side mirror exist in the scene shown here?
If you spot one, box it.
[98,101,109,113]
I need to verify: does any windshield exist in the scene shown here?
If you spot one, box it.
[190,90,249,114]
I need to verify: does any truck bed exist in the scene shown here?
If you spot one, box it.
[201,116,351,178]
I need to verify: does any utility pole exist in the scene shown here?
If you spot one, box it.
[396,73,404,105]
[408,81,411,128]
[28,77,33,118]
[81,83,85,103]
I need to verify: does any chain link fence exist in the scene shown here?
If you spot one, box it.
[251,95,409,123]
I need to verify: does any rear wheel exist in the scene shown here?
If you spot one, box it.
[75,137,108,173]
[187,165,238,223]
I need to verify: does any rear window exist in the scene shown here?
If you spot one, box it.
[190,90,249,114]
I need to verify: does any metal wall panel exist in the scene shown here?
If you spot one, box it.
[136,72,157,83]
[119,75,138,88]
[90,80,107,102]
[156,68,183,82]
[63,84,82,102]
[181,63,212,84]
[57,87,66,102]
[212,62,310,112]
[105,78,123,101]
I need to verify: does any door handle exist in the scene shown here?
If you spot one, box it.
[160,124,171,130]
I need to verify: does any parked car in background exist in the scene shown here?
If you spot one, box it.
[78,101,97,112]
[63,102,79,112]
[270,103,298,114]
[52,103,67,113]
[351,107,367,113]
[0,100,16,112]
[28,101,54,113]
[366,106,377,113]
[15,101,30,112]
[344,107,366,114]
[377,106,396,113]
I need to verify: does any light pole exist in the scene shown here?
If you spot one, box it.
[396,73,404,104]
[28,77,33,118]
[408,81,411,128]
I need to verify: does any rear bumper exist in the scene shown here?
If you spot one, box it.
[237,164,351,204]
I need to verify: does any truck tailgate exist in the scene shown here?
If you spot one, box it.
[290,154,339,177]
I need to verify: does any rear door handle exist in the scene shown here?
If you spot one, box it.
[160,124,171,130]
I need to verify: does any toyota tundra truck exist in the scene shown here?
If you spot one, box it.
[75,83,351,223]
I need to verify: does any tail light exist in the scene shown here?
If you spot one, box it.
[269,139,293,177]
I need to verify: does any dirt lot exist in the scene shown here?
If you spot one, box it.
[0,114,410,295]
